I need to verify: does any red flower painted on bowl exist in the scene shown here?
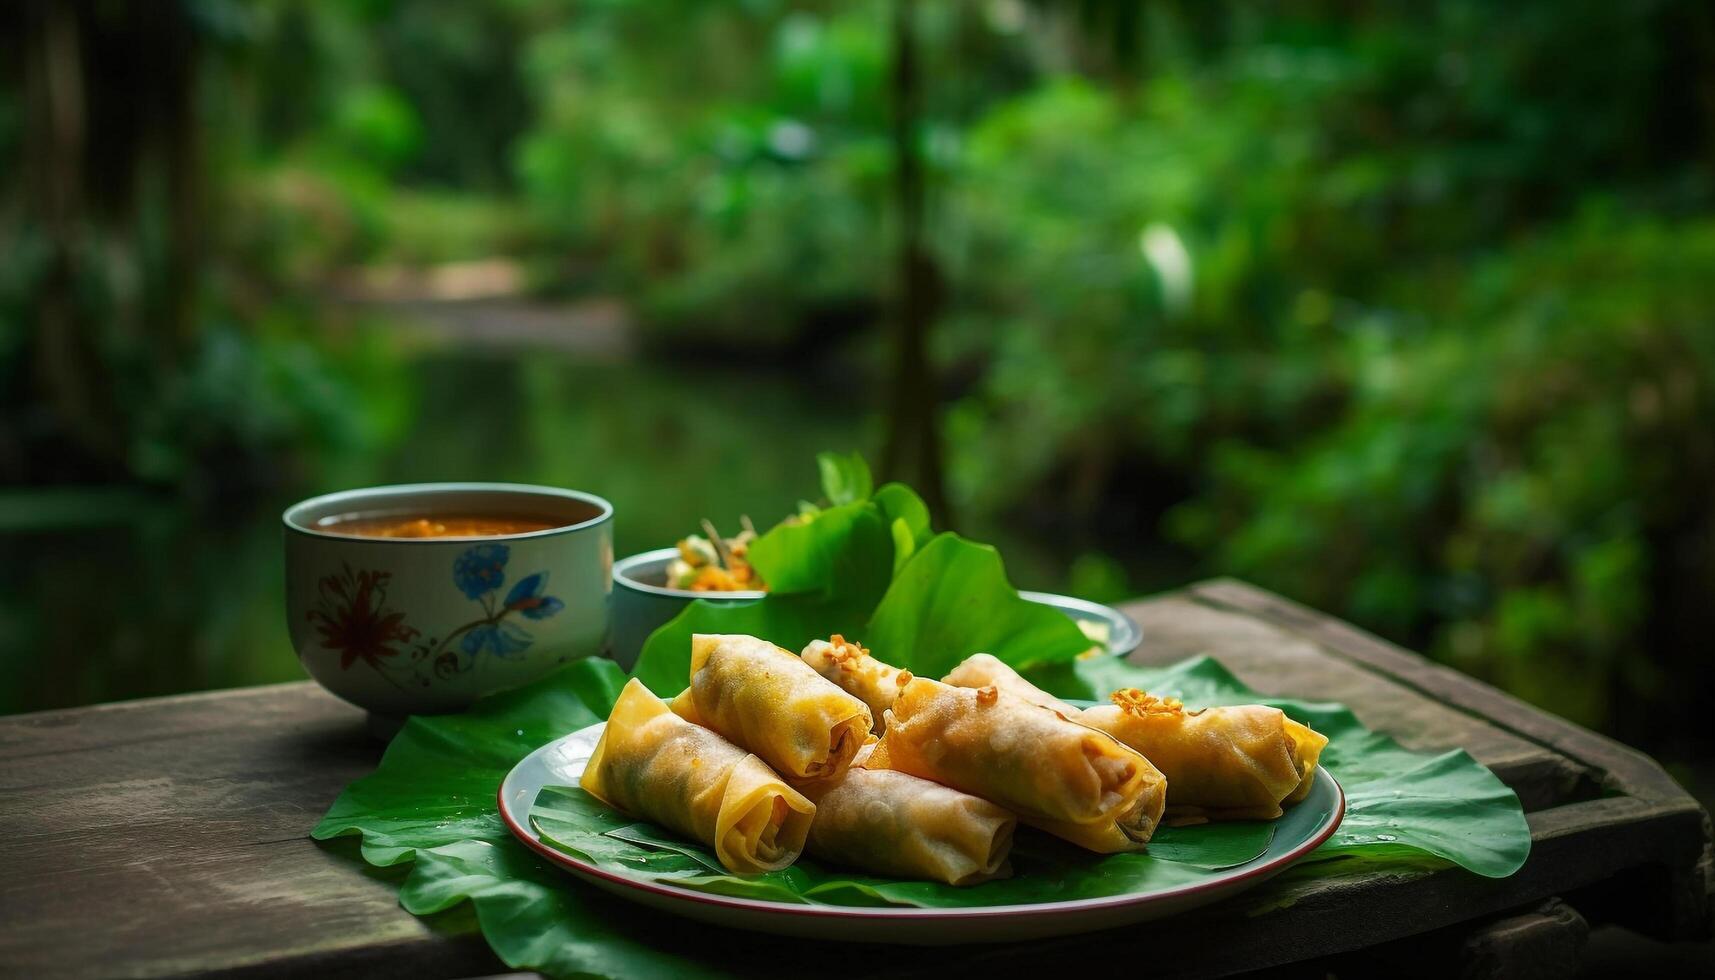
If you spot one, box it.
[306,564,421,671]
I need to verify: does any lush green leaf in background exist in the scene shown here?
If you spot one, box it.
[634,463,1090,691]
[872,483,932,548]
[631,454,902,695]
[862,533,1092,679]
[873,482,934,573]
[744,502,894,599]
[816,450,874,507]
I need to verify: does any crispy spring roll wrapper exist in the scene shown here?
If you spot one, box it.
[683,634,873,780]
[942,653,1079,717]
[1025,797,1160,853]
[1081,689,1322,823]
[941,657,1329,821]
[581,679,816,874]
[796,743,1016,885]
[936,654,1163,850]
[801,636,912,732]
[667,687,703,724]
[1282,718,1330,805]
[873,677,1164,850]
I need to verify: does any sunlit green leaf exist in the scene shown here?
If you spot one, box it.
[816,450,873,506]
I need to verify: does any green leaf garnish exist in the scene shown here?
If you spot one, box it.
[816,450,874,506]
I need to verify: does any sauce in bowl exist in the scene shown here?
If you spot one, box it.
[317,513,565,538]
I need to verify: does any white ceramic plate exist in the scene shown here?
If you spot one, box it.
[498,723,1343,945]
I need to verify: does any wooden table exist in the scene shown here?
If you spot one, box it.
[3,580,1709,978]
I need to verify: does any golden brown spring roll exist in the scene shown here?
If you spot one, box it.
[796,743,1015,885]
[935,655,1166,851]
[1025,791,1169,854]
[681,634,873,780]
[581,678,816,874]
[873,677,1165,851]
[942,652,1079,717]
[1081,689,1320,823]
[801,635,912,732]
[1282,717,1329,804]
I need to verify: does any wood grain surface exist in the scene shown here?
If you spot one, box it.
[0,580,1706,979]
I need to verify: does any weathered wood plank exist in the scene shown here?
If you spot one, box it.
[928,798,1705,978]
[1458,899,1589,980]
[1117,594,1587,811]
[1181,577,1713,939]
[0,581,1706,979]
[1187,579,1686,803]
[0,683,502,980]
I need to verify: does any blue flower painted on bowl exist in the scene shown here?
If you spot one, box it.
[504,572,565,620]
[460,621,535,659]
[454,543,510,599]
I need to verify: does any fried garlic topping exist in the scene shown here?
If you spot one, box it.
[1110,688,1185,718]
[825,634,872,668]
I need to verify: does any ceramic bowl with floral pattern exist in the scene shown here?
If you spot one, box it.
[283,483,613,718]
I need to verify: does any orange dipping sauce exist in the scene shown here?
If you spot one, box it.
[317,513,564,538]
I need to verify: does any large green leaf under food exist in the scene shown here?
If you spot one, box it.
[314,650,1528,979]
[1041,655,1532,879]
[529,784,1264,909]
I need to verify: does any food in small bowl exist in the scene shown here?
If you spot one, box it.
[611,548,1143,671]
[283,483,613,721]
[663,519,766,593]
[610,546,763,671]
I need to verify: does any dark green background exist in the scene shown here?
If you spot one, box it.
[2,1,1712,811]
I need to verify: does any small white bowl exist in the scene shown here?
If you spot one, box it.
[608,547,762,670]
[607,548,1141,669]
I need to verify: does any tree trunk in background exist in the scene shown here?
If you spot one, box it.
[23,0,126,473]
[156,3,203,356]
[11,0,205,480]
[881,0,951,524]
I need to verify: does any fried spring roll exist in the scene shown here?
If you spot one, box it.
[942,653,1079,717]
[873,677,1165,851]
[797,743,1016,885]
[1282,717,1329,805]
[1081,689,1324,823]
[940,654,1328,822]
[581,678,815,874]
[680,634,873,780]
[801,635,912,732]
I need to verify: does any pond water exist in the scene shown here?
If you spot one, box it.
[0,343,1082,715]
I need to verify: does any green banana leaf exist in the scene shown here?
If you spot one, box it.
[529,783,1269,909]
[313,454,1530,978]
[314,653,1528,978]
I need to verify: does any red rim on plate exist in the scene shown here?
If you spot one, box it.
[497,747,1345,924]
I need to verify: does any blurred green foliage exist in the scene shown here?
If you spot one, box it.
[513,2,902,345]
[3,0,1713,741]
[504,0,1715,733]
